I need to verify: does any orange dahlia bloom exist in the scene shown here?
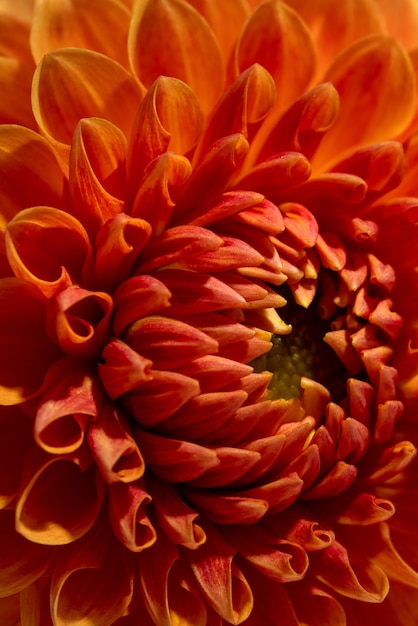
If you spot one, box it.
[1,0,418,624]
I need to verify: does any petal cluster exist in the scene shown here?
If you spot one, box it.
[1,1,418,625]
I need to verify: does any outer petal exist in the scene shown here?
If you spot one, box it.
[314,35,416,170]
[0,406,33,508]
[0,13,33,65]
[31,48,144,161]
[371,0,418,49]
[50,522,134,626]
[235,0,316,112]
[15,446,106,545]
[0,510,55,598]
[0,125,63,227]
[0,58,36,129]
[30,0,131,67]
[128,0,225,113]
[5,207,92,298]
[0,278,60,405]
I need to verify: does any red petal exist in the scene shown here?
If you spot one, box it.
[108,480,156,552]
[0,510,55,597]
[0,278,60,405]
[99,338,153,399]
[0,406,33,508]
[87,405,145,484]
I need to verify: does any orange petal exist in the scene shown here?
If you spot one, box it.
[235,1,316,111]
[186,0,250,64]
[108,480,156,552]
[149,474,206,549]
[314,35,416,170]
[128,0,225,114]
[315,540,389,602]
[0,278,60,405]
[0,58,36,130]
[184,488,269,524]
[0,510,55,597]
[30,0,131,67]
[370,0,418,49]
[51,286,113,358]
[0,406,33,508]
[127,75,204,187]
[94,213,152,291]
[87,405,145,484]
[284,0,385,78]
[69,117,127,238]
[0,125,63,228]
[187,523,254,623]
[131,152,192,235]
[34,364,99,454]
[5,206,92,298]
[15,446,106,545]
[31,47,144,156]
[196,64,276,161]
[50,523,134,626]
[0,12,33,65]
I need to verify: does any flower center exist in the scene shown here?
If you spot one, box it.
[253,290,347,401]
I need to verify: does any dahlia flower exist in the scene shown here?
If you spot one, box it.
[1,0,418,624]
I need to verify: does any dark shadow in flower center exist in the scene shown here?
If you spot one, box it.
[252,286,347,402]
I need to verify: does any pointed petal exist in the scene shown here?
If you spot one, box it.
[0,278,60,405]
[0,58,36,129]
[127,75,204,186]
[0,125,63,227]
[69,117,127,237]
[30,0,131,67]
[314,35,416,170]
[236,1,316,111]
[32,47,144,149]
[128,0,225,113]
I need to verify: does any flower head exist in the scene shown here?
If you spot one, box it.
[1,0,418,624]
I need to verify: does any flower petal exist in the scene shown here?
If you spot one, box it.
[0,278,60,405]
[5,207,92,298]
[314,35,416,170]
[15,447,106,545]
[0,58,36,129]
[30,0,131,67]
[31,47,144,156]
[128,0,225,113]
[0,406,33,508]
[235,1,316,111]
[69,117,127,237]
[0,510,55,597]
[108,480,156,552]
[0,125,63,227]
